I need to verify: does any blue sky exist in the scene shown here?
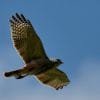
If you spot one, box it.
[0,0,100,100]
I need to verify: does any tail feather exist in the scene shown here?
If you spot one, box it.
[4,69,27,79]
[4,71,17,77]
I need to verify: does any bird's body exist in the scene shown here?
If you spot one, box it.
[5,58,50,78]
[4,13,70,90]
[5,58,59,78]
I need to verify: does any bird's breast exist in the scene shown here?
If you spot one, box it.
[24,58,51,75]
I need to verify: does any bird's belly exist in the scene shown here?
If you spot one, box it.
[24,58,51,75]
[27,64,52,75]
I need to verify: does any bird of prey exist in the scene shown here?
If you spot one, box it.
[4,13,70,90]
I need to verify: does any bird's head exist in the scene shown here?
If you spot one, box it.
[56,59,63,64]
[50,58,63,67]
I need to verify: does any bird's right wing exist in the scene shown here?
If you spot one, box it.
[36,68,70,90]
[10,13,48,63]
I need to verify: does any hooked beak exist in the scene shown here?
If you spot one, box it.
[61,61,64,64]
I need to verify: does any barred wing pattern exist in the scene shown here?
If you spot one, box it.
[36,68,70,90]
[10,13,48,63]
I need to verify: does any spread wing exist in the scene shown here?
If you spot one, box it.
[10,13,48,63]
[36,68,70,90]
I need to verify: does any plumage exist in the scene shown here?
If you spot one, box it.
[10,13,48,63]
[4,13,70,90]
[36,68,70,90]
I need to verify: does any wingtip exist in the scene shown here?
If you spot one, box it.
[10,13,28,23]
[15,13,19,17]
[12,15,18,21]
[9,19,14,24]
[20,13,24,17]
[20,14,27,22]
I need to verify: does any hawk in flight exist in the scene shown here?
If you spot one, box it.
[4,13,70,90]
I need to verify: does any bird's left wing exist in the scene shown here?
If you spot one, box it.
[36,68,70,90]
[10,13,48,63]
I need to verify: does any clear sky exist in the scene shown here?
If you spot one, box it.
[0,0,100,100]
